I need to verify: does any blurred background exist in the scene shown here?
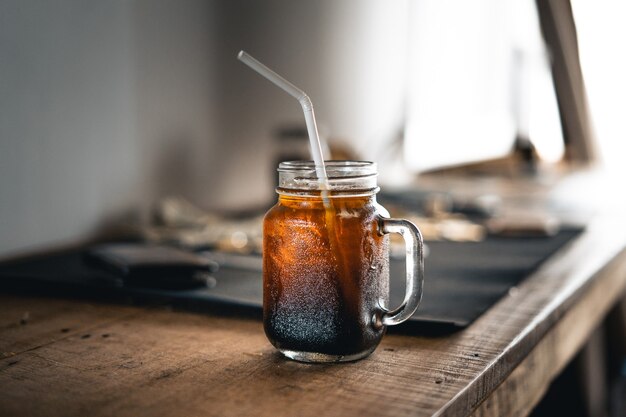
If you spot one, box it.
[0,0,625,257]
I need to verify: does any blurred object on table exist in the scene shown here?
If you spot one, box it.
[143,197,263,254]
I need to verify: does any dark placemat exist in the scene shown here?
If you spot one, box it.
[0,229,582,332]
[396,229,582,329]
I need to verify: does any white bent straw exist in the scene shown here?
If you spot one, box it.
[237,50,329,186]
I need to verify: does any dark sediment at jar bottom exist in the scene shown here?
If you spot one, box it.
[264,298,386,357]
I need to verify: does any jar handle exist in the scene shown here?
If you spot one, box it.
[377,217,425,327]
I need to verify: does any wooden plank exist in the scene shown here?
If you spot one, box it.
[536,0,596,163]
[471,251,626,417]
[431,216,626,416]
[0,296,141,358]
[0,216,625,417]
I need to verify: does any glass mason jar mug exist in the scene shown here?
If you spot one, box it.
[263,161,424,362]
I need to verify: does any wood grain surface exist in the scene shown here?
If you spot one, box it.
[1,215,626,417]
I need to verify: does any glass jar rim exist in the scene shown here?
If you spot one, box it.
[277,160,378,197]
[278,160,377,177]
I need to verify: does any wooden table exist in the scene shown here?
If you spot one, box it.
[2,183,626,416]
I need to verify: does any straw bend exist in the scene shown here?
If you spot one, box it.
[298,94,314,112]
[237,50,314,112]
[237,50,329,194]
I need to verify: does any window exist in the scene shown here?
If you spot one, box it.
[403,0,564,172]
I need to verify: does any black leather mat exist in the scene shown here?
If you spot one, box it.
[0,229,582,332]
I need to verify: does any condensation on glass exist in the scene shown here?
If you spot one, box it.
[263,161,425,363]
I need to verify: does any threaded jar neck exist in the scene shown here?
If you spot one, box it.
[277,161,379,197]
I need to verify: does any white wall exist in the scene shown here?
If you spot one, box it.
[208,0,409,201]
[1,1,137,256]
[0,0,223,256]
[571,0,626,172]
[0,0,409,257]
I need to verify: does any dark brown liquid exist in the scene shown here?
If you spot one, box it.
[263,193,389,356]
